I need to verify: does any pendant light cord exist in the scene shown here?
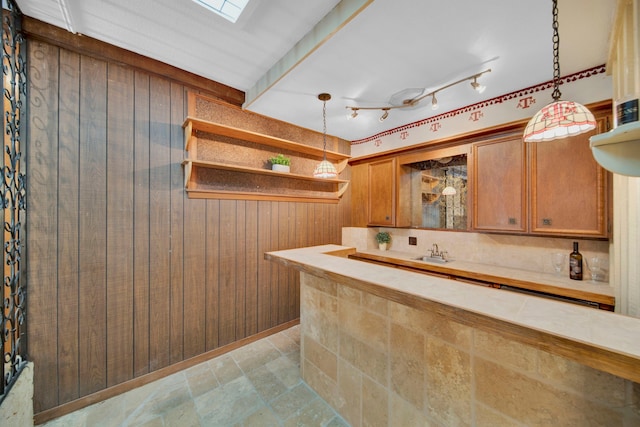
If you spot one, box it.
[551,0,561,101]
[322,98,328,161]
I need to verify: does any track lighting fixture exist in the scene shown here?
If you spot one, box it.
[346,69,491,120]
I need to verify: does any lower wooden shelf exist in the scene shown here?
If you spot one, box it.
[183,159,349,203]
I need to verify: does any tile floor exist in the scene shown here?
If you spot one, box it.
[38,325,349,427]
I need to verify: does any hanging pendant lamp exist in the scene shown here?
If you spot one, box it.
[523,0,596,142]
[313,93,338,179]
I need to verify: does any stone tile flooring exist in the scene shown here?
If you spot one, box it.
[38,325,349,427]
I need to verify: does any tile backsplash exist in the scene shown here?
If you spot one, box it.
[342,227,610,277]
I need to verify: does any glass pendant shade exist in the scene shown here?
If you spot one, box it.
[523,100,596,142]
[442,186,456,196]
[523,0,596,143]
[313,159,338,178]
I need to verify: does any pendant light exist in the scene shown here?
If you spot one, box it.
[313,93,338,179]
[523,0,596,142]
[442,167,456,195]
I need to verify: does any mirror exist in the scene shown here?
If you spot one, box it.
[408,154,468,229]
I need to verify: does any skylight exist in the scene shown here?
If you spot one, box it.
[192,0,250,23]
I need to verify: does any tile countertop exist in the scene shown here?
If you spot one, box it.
[350,248,615,308]
[265,245,640,384]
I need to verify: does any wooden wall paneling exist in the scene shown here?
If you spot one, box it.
[328,204,337,244]
[244,200,259,336]
[270,202,280,328]
[235,201,247,340]
[27,41,60,413]
[256,201,271,332]
[169,83,185,364]
[287,203,297,320]
[106,63,135,387]
[148,76,172,371]
[26,29,352,418]
[56,48,81,405]
[294,203,309,316]
[78,55,108,396]
[314,204,324,246]
[218,199,237,345]
[278,202,290,324]
[205,199,220,350]
[133,71,151,378]
[183,196,206,358]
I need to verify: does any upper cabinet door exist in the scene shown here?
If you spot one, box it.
[368,158,396,226]
[472,135,527,232]
[530,115,610,237]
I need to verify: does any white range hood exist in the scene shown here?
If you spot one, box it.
[590,121,640,176]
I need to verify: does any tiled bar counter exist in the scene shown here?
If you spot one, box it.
[266,245,640,426]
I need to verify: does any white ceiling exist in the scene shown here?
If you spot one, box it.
[16,0,616,142]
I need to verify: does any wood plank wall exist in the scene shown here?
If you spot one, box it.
[25,28,351,419]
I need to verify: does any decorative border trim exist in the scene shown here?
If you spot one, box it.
[351,65,607,145]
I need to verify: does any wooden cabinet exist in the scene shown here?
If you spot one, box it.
[350,163,369,227]
[368,158,396,226]
[472,112,611,238]
[183,117,350,203]
[472,135,527,232]
[530,115,610,237]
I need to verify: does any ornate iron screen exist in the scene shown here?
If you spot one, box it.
[1,0,26,401]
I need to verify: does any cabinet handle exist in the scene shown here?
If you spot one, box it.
[508,217,517,225]
[542,218,552,226]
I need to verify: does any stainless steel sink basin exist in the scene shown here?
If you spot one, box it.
[412,256,452,264]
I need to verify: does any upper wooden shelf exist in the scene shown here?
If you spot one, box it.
[183,117,351,162]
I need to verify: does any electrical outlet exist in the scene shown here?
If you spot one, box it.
[409,236,417,245]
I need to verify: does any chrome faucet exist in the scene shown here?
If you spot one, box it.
[429,243,448,260]
[429,243,440,258]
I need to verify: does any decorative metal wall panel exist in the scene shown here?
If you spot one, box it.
[1,0,26,401]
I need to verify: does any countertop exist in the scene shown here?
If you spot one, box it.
[265,244,640,384]
[350,248,615,307]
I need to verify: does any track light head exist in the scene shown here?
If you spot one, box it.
[470,76,486,93]
[431,94,439,110]
[347,108,358,120]
[379,109,390,122]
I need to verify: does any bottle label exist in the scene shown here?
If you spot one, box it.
[570,258,582,276]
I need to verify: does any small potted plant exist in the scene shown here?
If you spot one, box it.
[270,154,291,173]
[375,231,391,251]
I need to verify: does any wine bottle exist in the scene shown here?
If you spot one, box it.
[569,241,583,280]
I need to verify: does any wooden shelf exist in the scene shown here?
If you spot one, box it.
[183,159,349,184]
[185,188,342,204]
[183,117,350,162]
[182,93,350,203]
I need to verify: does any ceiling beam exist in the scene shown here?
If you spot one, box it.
[243,0,373,109]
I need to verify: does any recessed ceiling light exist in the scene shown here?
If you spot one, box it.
[192,0,250,23]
